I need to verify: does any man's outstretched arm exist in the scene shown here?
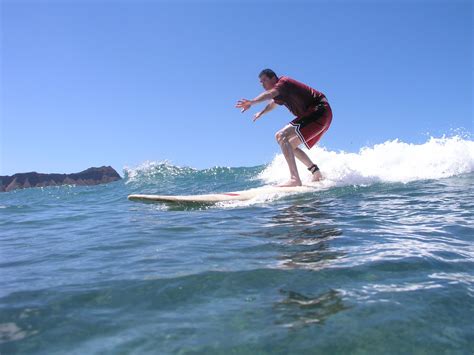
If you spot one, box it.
[253,100,277,122]
[236,88,279,113]
[250,88,279,105]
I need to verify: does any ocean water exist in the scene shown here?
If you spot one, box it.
[1,136,473,354]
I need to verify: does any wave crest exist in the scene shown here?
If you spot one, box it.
[258,136,474,186]
[123,161,196,183]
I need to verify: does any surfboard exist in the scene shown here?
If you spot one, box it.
[128,185,315,203]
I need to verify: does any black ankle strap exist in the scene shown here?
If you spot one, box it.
[308,164,319,174]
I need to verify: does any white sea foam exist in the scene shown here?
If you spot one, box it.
[258,136,474,187]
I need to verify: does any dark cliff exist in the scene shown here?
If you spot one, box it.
[0,166,122,192]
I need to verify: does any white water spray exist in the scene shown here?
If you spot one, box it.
[258,136,474,187]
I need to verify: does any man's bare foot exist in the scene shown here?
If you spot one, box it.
[278,178,302,187]
[311,170,323,182]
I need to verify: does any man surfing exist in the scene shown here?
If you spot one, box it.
[236,69,333,187]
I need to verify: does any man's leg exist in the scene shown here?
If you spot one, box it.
[290,144,323,182]
[293,147,313,167]
[287,135,324,182]
[275,125,304,187]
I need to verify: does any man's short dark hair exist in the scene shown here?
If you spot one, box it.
[259,69,278,80]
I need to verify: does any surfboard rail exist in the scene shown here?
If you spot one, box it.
[128,185,315,203]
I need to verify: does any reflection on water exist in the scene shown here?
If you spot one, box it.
[270,203,335,227]
[278,245,344,271]
[267,203,349,327]
[274,289,349,328]
[268,202,345,271]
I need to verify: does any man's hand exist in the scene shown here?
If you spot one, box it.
[253,111,263,122]
[236,99,252,113]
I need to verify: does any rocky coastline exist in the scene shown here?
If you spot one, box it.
[0,166,122,192]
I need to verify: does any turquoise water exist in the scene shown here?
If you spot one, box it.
[1,137,474,354]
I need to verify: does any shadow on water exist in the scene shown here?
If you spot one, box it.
[274,289,349,328]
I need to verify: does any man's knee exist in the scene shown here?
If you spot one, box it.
[275,131,287,144]
[276,128,298,147]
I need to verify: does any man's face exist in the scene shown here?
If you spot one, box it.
[259,75,277,91]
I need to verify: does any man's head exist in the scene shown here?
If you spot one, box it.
[259,69,279,90]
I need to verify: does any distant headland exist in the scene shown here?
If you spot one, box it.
[0,166,122,192]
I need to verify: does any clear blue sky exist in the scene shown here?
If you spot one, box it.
[1,0,472,175]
